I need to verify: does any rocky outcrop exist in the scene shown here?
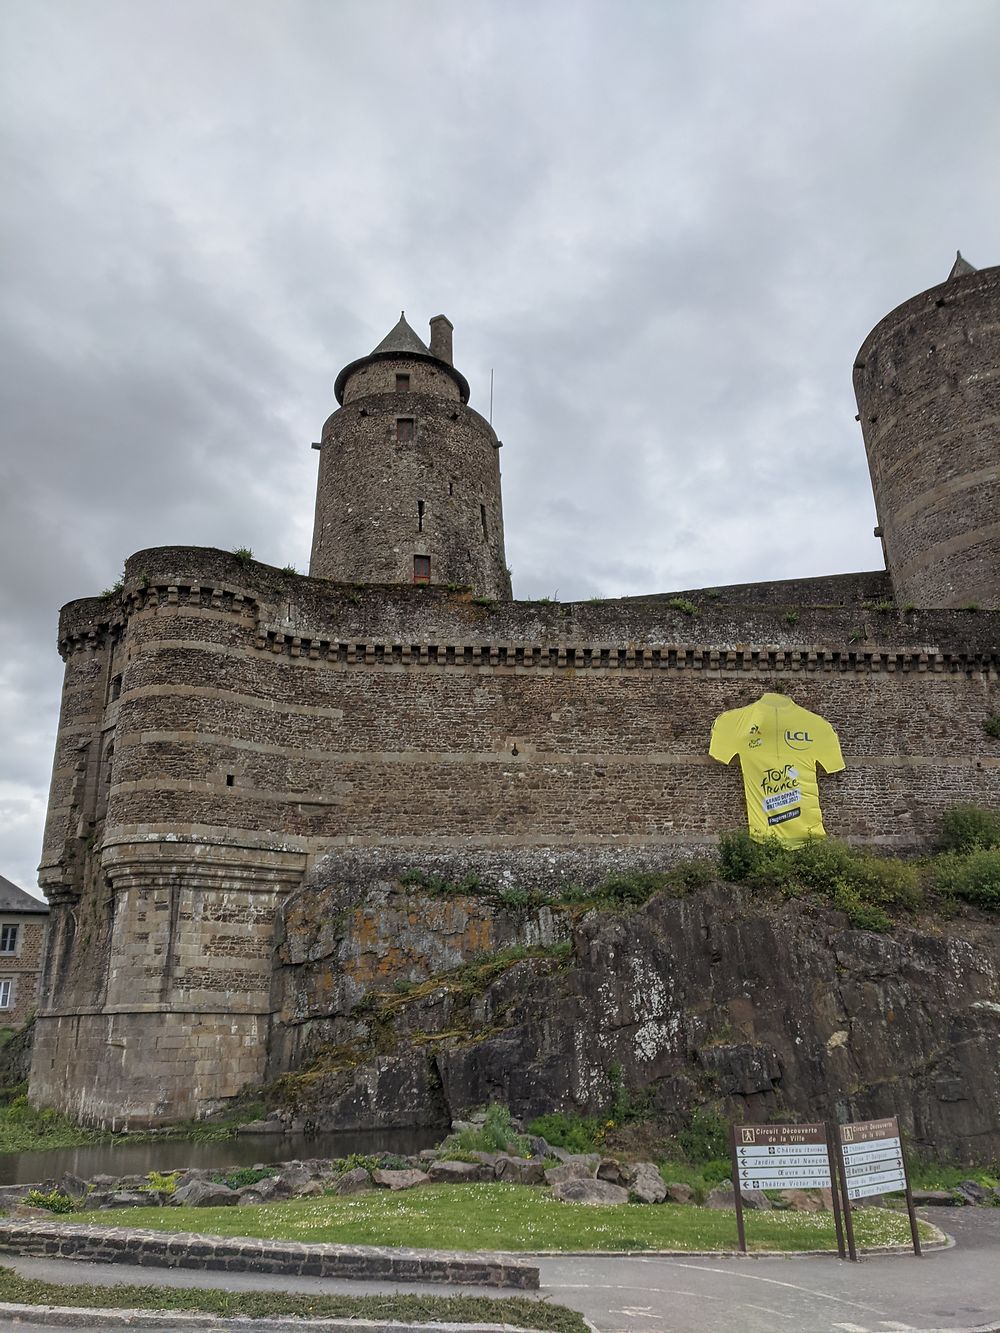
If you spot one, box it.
[267,882,1000,1163]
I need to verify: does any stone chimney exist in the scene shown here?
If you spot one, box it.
[429,314,453,365]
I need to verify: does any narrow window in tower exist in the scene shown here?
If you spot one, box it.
[396,373,410,392]
[396,417,415,441]
[448,481,454,496]
[480,504,488,539]
[413,555,431,584]
[417,499,425,532]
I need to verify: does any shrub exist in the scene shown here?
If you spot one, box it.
[211,1165,279,1191]
[231,546,254,563]
[527,1112,602,1154]
[668,598,699,617]
[665,858,716,891]
[25,1188,75,1214]
[607,1062,653,1124]
[938,804,1000,852]
[143,1170,179,1194]
[715,832,920,929]
[932,848,1000,909]
[455,1104,532,1157]
[985,716,1000,741]
[717,830,760,882]
[676,1107,729,1163]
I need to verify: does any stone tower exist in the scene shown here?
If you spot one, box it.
[854,254,1000,609]
[310,313,512,600]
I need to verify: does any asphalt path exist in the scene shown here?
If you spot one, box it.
[0,1210,996,1333]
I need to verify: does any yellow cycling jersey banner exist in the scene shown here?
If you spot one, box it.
[709,693,845,845]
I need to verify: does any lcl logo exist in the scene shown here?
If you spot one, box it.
[785,729,813,750]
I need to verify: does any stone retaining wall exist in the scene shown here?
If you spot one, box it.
[0,1220,538,1289]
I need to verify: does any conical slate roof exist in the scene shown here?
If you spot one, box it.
[0,873,48,914]
[947,251,977,280]
[371,312,429,357]
[334,311,470,405]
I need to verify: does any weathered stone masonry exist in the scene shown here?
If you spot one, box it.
[29,280,1000,1127]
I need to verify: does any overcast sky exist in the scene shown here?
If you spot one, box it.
[1,0,997,895]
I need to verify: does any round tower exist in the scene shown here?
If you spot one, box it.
[854,254,1000,609]
[309,313,512,600]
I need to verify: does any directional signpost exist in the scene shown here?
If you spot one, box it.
[835,1116,921,1259]
[730,1123,846,1258]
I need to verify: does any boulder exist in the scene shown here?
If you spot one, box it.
[626,1162,667,1204]
[779,1189,823,1212]
[172,1179,239,1208]
[333,1167,372,1195]
[372,1168,429,1192]
[545,1160,597,1186]
[494,1155,546,1185]
[104,1190,154,1209]
[552,1178,629,1205]
[427,1159,488,1184]
[956,1180,993,1205]
[57,1174,89,1202]
[276,1165,318,1194]
[542,1145,576,1163]
[469,1151,501,1170]
[597,1159,627,1185]
[238,1119,284,1134]
[664,1182,694,1205]
[704,1183,771,1210]
[909,1189,959,1207]
[418,1148,439,1162]
[237,1180,284,1205]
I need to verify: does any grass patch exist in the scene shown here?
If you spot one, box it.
[907,1158,999,1192]
[400,860,715,915]
[0,1267,585,1332]
[0,1093,262,1155]
[71,1182,933,1252]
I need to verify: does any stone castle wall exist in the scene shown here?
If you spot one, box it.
[29,546,1000,1125]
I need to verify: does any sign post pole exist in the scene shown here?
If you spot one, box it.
[729,1123,747,1255]
[838,1116,920,1260]
[834,1123,859,1263]
[900,1140,922,1258]
[731,1122,840,1258]
[824,1121,847,1260]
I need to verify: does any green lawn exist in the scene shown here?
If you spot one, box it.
[0,1267,586,1331]
[73,1182,934,1252]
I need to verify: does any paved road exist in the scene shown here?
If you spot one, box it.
[539,1210,1000,1332]
[0,1210,996,1333]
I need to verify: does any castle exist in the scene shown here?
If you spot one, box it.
[30,258,1000,1128]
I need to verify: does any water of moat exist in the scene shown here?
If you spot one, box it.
[0,1127,444,1186]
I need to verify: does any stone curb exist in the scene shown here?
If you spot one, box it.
[0,1308,556,1332]
[0,1222,538,1290]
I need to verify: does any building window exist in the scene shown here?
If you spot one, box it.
[0,980,11,1010]
[413,555,431,584]
[395,373,410,392]
[417,499,425,532]
[396,417,415,442]
[0,926,17,955]
[480,504,488,539]
[109,674,122,702]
